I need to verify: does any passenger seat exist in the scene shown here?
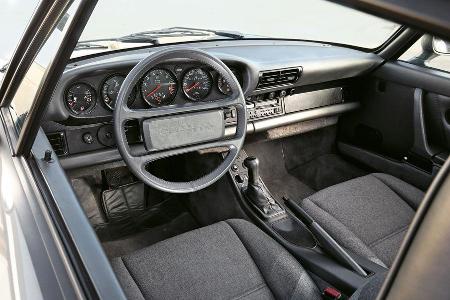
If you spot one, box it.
[296,173,424,268]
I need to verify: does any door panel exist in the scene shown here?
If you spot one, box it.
[338,61,450,189]
[339,75,415,159]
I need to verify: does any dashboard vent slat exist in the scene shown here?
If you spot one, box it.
[47,132,68,156]
[257,67,302,90]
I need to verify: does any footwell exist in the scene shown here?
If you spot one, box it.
[244,126,368,202]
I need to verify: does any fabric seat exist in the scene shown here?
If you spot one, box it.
[297,173,424,268]
[111,219,322,300]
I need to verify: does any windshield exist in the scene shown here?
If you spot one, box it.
[74,0,400,58]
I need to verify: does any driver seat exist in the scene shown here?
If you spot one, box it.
[111,219,322,300]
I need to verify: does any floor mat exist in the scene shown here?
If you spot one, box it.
[245,126,368,201]
[102,212,198,258]
[289,153,366,191]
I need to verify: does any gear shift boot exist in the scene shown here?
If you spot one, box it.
[242,157,285,218]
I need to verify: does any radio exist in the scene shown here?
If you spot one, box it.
[246,98,283,120]
[225,90,286,125]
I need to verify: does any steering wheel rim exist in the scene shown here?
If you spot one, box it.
[114,48,247,193]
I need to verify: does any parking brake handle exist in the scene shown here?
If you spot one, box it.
[284,197,368,277]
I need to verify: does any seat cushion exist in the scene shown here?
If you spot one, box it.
[298,173,424,268]
[111,219,321,300]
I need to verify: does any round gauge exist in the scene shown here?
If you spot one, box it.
[102,75,136,110]
[65,83,96,114]
[141,69,177,106]
[182,68,212,101]
[217,75,232,96]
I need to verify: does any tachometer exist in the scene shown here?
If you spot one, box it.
[65,83,96,115]
[141,69,177,106]
[182,68,212,101]
[102,75,136,110]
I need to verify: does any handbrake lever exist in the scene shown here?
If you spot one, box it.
[284,197,368,277]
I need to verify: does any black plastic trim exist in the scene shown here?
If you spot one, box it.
[377,28,421,60]
[338,142,435,190]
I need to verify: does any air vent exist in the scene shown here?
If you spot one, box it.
[257,67,302,90]
[47,132,67,156]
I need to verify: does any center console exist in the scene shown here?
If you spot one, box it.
[228,150,388,297]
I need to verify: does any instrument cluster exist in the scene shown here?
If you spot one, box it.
[64,64,239,115]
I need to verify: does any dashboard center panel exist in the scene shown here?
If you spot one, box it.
[142,110,225,151]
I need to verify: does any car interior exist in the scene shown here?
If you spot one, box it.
[30,11,450,298]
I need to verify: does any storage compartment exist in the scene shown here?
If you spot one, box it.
[284,87,344,113]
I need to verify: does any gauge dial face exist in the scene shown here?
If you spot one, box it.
[182,68,212,101]
[217,75,232,96]
[141,69,177,106]
[66,83,96,114]
[102,75,136,110]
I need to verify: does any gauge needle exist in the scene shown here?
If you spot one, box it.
[186,82,200,92]
[146,84,161,97]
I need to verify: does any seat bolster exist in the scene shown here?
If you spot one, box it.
[111,257,145,300]
[300,199,386,268]
[371,173,424,209]
[298,173,421,268]
[226,219,322,300]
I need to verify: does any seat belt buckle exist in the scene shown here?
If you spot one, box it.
[323,287,343,300]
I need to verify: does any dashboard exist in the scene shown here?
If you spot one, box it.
[42,39,382,169]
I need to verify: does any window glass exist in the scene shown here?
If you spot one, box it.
[72,0,401,58]
[399,35,450,73]
[9,1,80,133]
[0,0,40,67]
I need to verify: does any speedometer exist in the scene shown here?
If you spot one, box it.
[141,69,177,107]
[182,68,212,101]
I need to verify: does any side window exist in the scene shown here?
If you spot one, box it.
[399,35,450,73]
[0,0,40,67]
[8,1,80,134]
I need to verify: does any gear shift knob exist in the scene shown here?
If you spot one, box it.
[244,156,259,185]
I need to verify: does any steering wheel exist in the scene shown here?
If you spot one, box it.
[114,48,247,193]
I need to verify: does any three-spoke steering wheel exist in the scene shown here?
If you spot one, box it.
[114,48,247,193]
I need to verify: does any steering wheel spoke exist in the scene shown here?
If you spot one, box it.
[121,95,241,122]
[136,136,241,169]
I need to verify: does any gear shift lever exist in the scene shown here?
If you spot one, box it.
[243,156,284,218]
[244,156,259,186]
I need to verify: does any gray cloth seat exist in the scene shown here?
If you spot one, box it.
[111,219,322,300]
[297,173,424,268]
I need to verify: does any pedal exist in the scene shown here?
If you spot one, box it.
[102,166,138,190]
